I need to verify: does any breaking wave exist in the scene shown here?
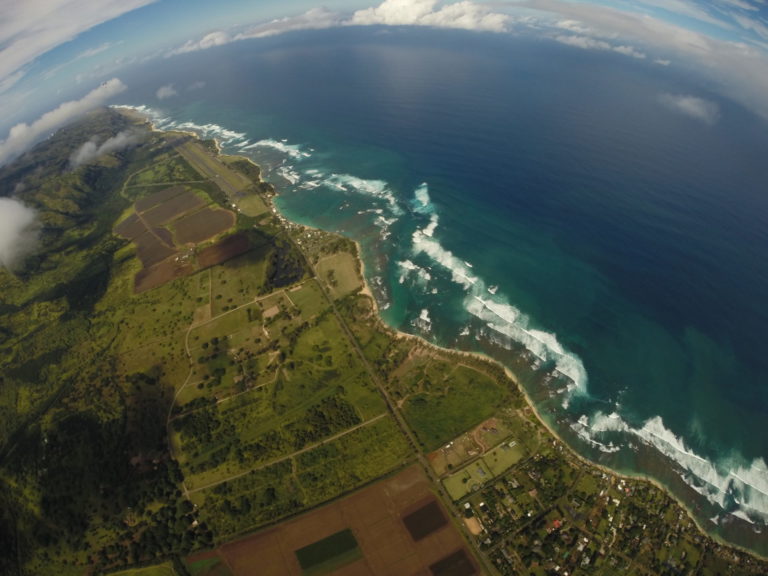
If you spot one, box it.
[408,184,588,395]
[574,411,768,523]
[242,138,310,159]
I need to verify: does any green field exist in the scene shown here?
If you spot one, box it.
[398,361,509,451]
[108,562,176,576]
[443,460,494,501]
[482,439,526,476]
[185,556,232,576]
[295,529,362,575]
[315,252,362,299]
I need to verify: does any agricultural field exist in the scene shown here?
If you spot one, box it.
[184,465,477,576]
[294,529,362,574]
[116,165,244,292]
[108,562,177,576]
[0,110,309,576]
[172,284,387,486]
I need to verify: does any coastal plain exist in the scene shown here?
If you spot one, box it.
[0,108,766,576]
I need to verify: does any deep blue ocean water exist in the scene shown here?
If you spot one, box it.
[118,27,768,551]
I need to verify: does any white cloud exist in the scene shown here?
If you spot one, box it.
[715,0,760,11]
[349,0,509,32]
[165,8,345,57]
[554,34,646,58]
[76,41,115,60]
[166,30,233,57]
[654,58,672,65]
[0,78,126,167]
[658,93,720,124]
[69,129,142,168]
[164,1,507,59]
[0,70,24,94]
[524,0,768,120]
[0,197,39,270]
[631,0,733,29]
[240,7,342,39]
[156,83,177,100]
[187,80,206,91]
[731,12,768,41]
[0,1,156,95]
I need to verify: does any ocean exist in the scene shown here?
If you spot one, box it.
[118,27,768,553]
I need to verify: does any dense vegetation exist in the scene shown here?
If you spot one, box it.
[0,109,313,574]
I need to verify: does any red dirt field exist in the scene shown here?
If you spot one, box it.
[141,190,206,226]
[186,465,478,576]
[198,234,251,268]
[174,207,236,244]
[134,232,176,268]
[116,184,241,292]
[114,213,147,241]
[402,499,449,542]
[135,185,186,212]
[152,227,174,247]
[134,258,194,293]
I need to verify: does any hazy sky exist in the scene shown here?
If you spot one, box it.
[1,0,768,147]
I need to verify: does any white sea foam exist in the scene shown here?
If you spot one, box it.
[398,259,432,285]
[412,230,477,289]
[320,173,403,215]
[277,166,300,185]
[412,182,434,215]
[466,295,588,393]
[242,138,308,159]
[413,308,433,332]
[406,184,588,395]
[114,106,252,147]
[422,214,439,238]
[577,411,768,522]
[176,121,246,144]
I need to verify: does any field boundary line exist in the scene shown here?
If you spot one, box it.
[186,412,389,495]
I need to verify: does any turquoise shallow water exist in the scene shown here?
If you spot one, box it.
[119,27,768,552]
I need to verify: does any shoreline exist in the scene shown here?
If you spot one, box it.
[360,277,768,562]
[119,106,767,563]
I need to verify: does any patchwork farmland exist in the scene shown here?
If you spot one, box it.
[184,465,477,576]
[115,174,246,292]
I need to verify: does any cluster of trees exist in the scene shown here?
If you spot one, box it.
[287,395,362,450]
[264,237,306,291]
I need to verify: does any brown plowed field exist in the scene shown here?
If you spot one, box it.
[135,259,194,293]
[186,465,477,576]
[142,191,206,226]
[174,207,236,244]
[114,213,146,241]
[115,183,240,293]
[135,185,186,212]
[198,234,250,268]
[135,232,176,268]
[152,227,174,247]
[402,499,448,542]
